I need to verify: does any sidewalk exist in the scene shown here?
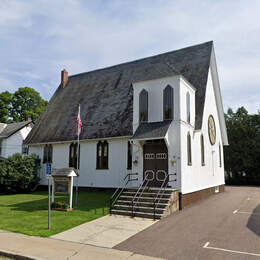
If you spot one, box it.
[0,230,162,260]
[51,215,157,248]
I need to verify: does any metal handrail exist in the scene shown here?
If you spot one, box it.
[131,173,153,217]
[153,173,177,219]
[109,173,138,214]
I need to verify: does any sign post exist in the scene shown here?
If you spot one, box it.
[46,163,52,229]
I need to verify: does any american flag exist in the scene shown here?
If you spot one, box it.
[76,105,82,136]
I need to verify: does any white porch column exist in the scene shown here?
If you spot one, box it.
[69,177,73,209]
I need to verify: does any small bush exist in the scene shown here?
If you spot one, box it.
[0,153,40,194]
[51,201,69,209]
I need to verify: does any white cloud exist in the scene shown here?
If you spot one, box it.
[0,77,16,93]
[0,0,259,113]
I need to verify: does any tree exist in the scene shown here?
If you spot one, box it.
[224,107,260,184]
[0,91,12,123]
[0,153,40,194]
[0,87,48,122]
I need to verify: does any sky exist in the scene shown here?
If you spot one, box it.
[0,0,259,113]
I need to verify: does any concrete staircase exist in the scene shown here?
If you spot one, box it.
[110,188,179,219]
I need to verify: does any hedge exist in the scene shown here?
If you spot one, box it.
[0,153,40,194]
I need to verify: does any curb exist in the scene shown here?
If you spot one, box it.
[0,249,35,260]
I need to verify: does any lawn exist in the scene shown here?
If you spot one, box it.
[0,190,112,237]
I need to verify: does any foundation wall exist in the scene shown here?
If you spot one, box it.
[179,184,225,209]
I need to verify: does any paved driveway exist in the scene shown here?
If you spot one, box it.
[115,186,260,260]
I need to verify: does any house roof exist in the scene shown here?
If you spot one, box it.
[132,121,172,140]
[25,41,213,144]
[0,121,31,139]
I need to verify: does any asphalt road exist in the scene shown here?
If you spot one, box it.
[115,186,260,260]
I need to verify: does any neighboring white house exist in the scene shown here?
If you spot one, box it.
[0,121,33,159]
[25,41,228,208]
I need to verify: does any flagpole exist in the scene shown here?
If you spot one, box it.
[76,104,80,209]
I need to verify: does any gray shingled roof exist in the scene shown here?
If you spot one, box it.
[0,121,31,139]
[25,41,213,144]
[132,121,172,140]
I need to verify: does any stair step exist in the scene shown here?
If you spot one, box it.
[122,191,171,198]
[119,196,170,203]
[111,209,162,219]
[116,200,168,208]
[113,204,165,214]
[125,188,176,191]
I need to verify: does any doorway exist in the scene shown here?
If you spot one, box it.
[143,140,168,187]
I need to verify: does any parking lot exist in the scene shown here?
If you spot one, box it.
[115,186,260,259]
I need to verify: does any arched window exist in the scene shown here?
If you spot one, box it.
[69,143,80,169]
[219,143,222,167]
[187,132,192,166]
[97,141,109,169]
[139,89,148,122]
[97,141,103,169]
[43,144,53,163]
[127,141,132,170]
[201,134,205,166]
[103,141,109,169]
[164,85,173,120]
[186,92,190,123]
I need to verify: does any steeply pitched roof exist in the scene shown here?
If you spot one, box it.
[132,121,172,140]
[0,121,31,139]
[25,41,213,144]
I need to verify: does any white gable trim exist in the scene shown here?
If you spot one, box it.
[209,46,228,145]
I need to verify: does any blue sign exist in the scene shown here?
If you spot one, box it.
[46,163,52,175]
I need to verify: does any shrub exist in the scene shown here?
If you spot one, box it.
[51,201,69,209]
[0,153,40,194]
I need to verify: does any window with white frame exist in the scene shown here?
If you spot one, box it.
[163,85,174,120]
[201,134,205,166]
[43,144,53,163]
[186,92,190,123]
[187,132,192,166]
[96,141,109,169]
[139,89,148,123]
[69,143,80,169]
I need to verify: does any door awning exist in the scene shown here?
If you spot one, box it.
[132,121,172,140]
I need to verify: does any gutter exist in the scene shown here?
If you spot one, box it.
[27,135,133,146]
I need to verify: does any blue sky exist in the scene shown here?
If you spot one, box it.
[0,0,259,113]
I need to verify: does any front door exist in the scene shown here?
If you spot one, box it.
[143,141,168,187]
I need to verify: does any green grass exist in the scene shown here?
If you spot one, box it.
[0,190,112,237]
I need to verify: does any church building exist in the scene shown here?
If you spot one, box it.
[25,41,228,211]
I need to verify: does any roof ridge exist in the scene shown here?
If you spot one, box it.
[69,41,213,78]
